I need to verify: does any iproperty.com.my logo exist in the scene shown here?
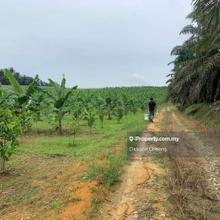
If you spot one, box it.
[128,136,180,143]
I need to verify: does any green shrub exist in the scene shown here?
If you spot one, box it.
[0,109,21,173]
[86,156,124,187]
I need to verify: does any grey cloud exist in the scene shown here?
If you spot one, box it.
[0,0,192,87]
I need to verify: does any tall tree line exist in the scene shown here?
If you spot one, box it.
[168,0,220,107]
[0,68,49,86]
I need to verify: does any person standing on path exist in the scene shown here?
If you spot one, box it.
[148,97,156,122]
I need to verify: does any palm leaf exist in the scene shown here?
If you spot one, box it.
[0,84,3,97]
[25,75,40,97]
[64,86,78,102]
[3,69,23,95]
[42,89,56,101]
[180,25,197,35]
[170,46,183,56]
[48,79,60,95]
[59,76,66,97]
[61,76,66,90]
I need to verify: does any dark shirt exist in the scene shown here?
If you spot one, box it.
[149,100,156,112]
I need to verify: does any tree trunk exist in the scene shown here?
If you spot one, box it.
[37,111,41,121]
[73,133,76,146]
[57,110,63,135]
[214,72,220,101]
[58,117,62,135]
[0,156,5,173]
[107,112,111,120]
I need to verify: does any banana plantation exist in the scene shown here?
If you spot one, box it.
[0,69,167,173]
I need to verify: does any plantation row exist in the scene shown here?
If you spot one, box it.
[0,69,167,172]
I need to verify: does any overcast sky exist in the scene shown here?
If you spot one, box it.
[0,0,192,88]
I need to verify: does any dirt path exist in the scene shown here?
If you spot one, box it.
[98,107,220,220]
[98,109,171,220]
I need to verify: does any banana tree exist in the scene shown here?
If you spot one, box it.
[105,97,114,120]
[0,84,5,106]
[3,69,40,110]
[83,106,96,134]
[96,98,106,128]
[43,76,77,134]
[28,92,46,121]
[3,69,41,132]
[114,100,124,123]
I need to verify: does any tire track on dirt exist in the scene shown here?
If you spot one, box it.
[98,106,220,219]
[171,111,220,201]
[98,110,171,220]
[161,107,220,219]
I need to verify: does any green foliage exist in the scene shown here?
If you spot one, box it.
[113,101,124,123]
[19,111,33,133]
[97,106,105,128]
[184,103,220,128]
[3,69,22,95]
[1,69,42,134]
[69,110,82,146]
[0,68,49,86]
[105,97,114,120]
[0,109,21,172]
[0,67,168,181]
[86,155,123,187]
[96,98,106,128]
[128,99,138,114]
[43,76,77,134]
[2,71,167,136]
[0,85,7,107]
[3,69,40,109]
[84,107,96,133]
[168,0,220,106]
[28,93,45,121]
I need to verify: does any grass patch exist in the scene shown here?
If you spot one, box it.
[184,103,220,129]
[168,158,220,220]
[85,155,124,187]
[17,112,147,162]
[0,111,148,218]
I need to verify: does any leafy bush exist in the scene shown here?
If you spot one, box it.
[0,109,21,173]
